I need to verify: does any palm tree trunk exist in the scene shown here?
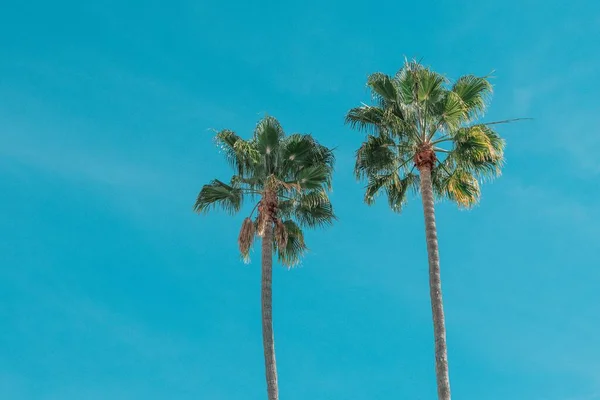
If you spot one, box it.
[419,165,451,400]
[261,223,279,400]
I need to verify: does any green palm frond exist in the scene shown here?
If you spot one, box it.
[395,61,421,104]
[364,172,396,205]
[277,198,295,220]
[280,134,316,166]
[310,142,336,172]
[451,75,493,120]
[478,125,505,154]
[385,172,420,213]
[194,179,243,214]
[430,160,480,207]
[430,162,451,200]
[291,190,335,228]
[450,124,505,180]
[416,67,447,103]
[345,105,387,135]
[453,125,495,158]
[433,91,468,133]
[214,130,259,176]
[354,135,397,179]
[214,129,240,167]
[396,141,418,162]
[367,72,398,106]
[275,220,307,267]
[280,134,335,181]
[254,115,285,156]
[443,169,481,208]
[290,164,331,190]
[231,175,263,192]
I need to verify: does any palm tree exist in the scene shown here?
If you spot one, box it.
[346,60,511,400]
[194,116,335,400]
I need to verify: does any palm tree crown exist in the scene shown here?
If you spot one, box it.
[194,116,335,265]
[346,59,506,209]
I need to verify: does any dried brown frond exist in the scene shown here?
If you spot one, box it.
[238,217,256,262]
[279,180,302,193]
[256,200,268,237]
[274,219,288,249]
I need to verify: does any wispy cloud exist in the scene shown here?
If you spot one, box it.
[564,391,600,400]
[6,56,239,125]
[506,181,597,227]
[442,179,600,399]
[0,137,165,190]
[0,55,232,217]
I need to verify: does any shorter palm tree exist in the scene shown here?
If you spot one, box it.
[194,116,335,400]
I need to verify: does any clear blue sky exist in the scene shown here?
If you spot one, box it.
[1,1,599,399]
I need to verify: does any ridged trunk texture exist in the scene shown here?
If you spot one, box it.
[261,224,279,400]
[419,165,451,400]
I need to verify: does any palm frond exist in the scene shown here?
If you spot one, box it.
[292,190,336,228]
[214,129,241,167]
[452,125,495,159]
[385,172,419,213]
[233,140,261,177]
[254,115,284,156]
[277,198,295,220]
[214,130,260,176]
[309,142,336,171]
[416,67,447,103]
[449,124,505,180]
[434,91,468,132]
[367,72,398,106]
[281,134,334,168]
[194,179,243,214]
[231,175,262,192]
[354,134,398,179]
[444,169,481,208]
[395,63,419,105]
[274,219,288,250]
[364,172,395,205]
[482,117,532,126]
[396,141,418,162]
[345,105,386,134]
[432,163,480,208]
[290,164,330,190]
[280,134,315,167]
[451,75,493,120]
[275,220,307,267]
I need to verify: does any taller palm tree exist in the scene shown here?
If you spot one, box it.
[346,60,509,400]
[194,116,335,400]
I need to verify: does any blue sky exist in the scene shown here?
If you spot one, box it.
[1,0,599,399]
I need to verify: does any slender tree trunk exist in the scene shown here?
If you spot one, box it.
[419,165,451,400]
[261,223,279,400]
